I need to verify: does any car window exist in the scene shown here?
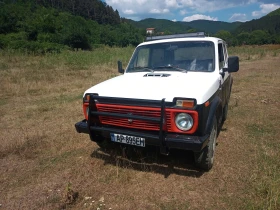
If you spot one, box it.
[127,41,215,72]
[218,43,225,69]
[133,48,149,67]
[222,43,228,67]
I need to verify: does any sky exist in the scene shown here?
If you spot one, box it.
[104,0,280,22]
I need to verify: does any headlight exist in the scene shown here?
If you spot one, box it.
[175,113,193,131]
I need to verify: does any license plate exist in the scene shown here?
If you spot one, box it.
[110,133,145,147]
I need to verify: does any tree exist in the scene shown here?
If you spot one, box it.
[215,30,232,42]
[237,32,251,45]
[250,30,270,45]
[59,14,92,49]
[187,29,197,33]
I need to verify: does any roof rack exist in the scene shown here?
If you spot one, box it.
[146,32,205,41]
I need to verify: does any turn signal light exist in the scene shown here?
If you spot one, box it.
[176,100,195,108]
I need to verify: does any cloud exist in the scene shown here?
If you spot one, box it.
[180,9,188,15]
[105,0,280,21]
[252,3,280,17]
[150,9,161,14]
[229,13,247,22]
[183,14,218,22]
[105,0,238,19]
[124,9,135,15]
[163,9,170,13]
[150,8,169,14]
[165,0,178,8]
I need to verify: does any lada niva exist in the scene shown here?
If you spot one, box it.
[75,32,239,171]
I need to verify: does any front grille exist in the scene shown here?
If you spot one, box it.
[96,104,164,131]
[166,112,172,131]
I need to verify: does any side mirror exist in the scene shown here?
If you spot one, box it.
[118,60,124,74]
[224,56,239,73]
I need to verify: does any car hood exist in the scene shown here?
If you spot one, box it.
[84,72,220,105]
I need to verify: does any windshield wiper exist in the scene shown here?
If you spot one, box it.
[153,65,187,73]
[128,67,154,72]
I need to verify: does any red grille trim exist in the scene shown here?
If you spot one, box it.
[95,103,198,134]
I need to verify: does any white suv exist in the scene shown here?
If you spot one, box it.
[75,32,239,171]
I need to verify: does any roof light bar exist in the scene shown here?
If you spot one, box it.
[146,32,205,41]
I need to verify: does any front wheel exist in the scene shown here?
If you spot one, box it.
[194,117,217,171]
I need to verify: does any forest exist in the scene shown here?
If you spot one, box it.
[0,0,280,54]
[0,0,146,53]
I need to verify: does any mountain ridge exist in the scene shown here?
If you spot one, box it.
[128,18,241,34]
[234,8,280,34]
[266,8,280,17]
[126,8,280,35]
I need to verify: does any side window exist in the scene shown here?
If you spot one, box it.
[133,48,150,67]
[218,43,225,69]
[222,43,228,66]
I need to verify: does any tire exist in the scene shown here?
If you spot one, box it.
[195,117,218,171]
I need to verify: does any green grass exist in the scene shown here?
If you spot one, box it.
[0,45,134,71]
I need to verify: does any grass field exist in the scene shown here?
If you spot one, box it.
[0,45,279,210]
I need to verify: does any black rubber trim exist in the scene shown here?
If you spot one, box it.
[75,120,209,152]
[92,95,173,107]
[75,119,89,133]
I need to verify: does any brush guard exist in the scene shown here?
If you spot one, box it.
[87,95,169,155]
[75,95,209,155]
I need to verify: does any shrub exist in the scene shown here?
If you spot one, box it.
[6,40,65,54]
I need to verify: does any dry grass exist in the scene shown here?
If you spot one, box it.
[0,46,279,210]
[228,44,280,61]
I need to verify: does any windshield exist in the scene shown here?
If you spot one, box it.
[126,41,215,73]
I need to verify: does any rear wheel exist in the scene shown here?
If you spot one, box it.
[195,117,217,171]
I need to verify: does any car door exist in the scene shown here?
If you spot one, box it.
[218,41,231,106]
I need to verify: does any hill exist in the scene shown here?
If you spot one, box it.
[266,8,280,17]
[0,0,145,53]
[127,18,192,34]
[180,20,242,34]
[127,8,280,45]
[235,8,280,35]
[127,18,242,34]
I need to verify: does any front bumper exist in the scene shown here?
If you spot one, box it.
[75,119,209,152]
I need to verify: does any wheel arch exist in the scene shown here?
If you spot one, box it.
[205,96,222,134]
[227,75,233,103]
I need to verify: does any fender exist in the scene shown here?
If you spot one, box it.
[205,96,222,134]
[226,75,233,104]
[227,76,233,103]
